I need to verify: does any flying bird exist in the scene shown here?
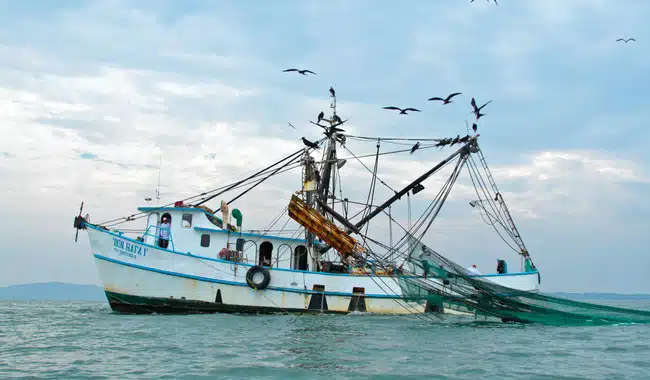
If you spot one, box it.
[329,87,336,97]
[287,122,296,130]
[470,97,492,120]
[470,0,497,4]
[428,92,462,104]
[283,68,317,75]
[410,142,421,154]
[383,106,421,115]
[301,137,320,150]
[144,197,152,202]
[616,38,636,43]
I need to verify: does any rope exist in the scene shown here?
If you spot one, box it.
[227,154,303,205]
[103,162,303,229]
[342,144,397,193]
[197,148,306,207]
[345,135,444,142]
[466,156,514,239]
[361,140,381,237]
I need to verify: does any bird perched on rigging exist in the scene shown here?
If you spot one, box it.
[471,97,491,120]
[301,137,320,150]
[383,106,421,115]
[317,111,324,123]
[329,87,336,97]
[472,123,478,133]
[428,92,462,104]
[616,38,636,43]
[410,142,421,154]
[283,68,317,75]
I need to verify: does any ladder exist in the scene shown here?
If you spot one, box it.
[287,194,360,259]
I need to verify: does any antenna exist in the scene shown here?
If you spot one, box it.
[329,86,337,119]
[156,155,161,206]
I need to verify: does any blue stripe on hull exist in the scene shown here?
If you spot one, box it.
[87,223,538,279]
[94,253,404,299]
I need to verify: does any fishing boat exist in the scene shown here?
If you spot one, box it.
[72,89,541,316]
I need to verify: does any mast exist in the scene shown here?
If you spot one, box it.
[317,88,338,210]
[300,87,343,271]
[302,149,317,270]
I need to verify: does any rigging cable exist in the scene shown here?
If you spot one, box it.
[468,154,514,235]
[98,146,309,227]
[314,143,441,164]
[466,155,517,242]
[341,144,397,193]
[197,147,307,207]
[344,135,445,142]
[361,139,381,238]
[103,162,304,228]
[227,154,303,205]
[466,164,520,254]
[466,156,513,238]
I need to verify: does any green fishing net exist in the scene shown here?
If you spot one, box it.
[395,236,650,326]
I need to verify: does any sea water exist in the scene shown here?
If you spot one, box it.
[2,300,650,379]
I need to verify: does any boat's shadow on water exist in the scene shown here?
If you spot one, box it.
[91,305,532,329]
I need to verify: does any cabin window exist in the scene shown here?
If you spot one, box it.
[159,213,172,249]
[293,245,308,270]
[200,234,210,247]
[182,213,192,228]
[259,241,273,267]
[277,244,291,268]
[243,240,257,264]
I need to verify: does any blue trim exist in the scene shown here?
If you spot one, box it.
[87,224,539,279]
[470,271,539,278]
[193,226,308,244]
[88,224,357,277]
[138,207,209,213]
[93,254,402,299]
[134,206,308,243]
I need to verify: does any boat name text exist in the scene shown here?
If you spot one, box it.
[113,237,148,259]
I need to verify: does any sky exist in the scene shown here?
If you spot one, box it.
[1,0,649,293]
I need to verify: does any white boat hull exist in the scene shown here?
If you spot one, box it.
[87,224,540,315]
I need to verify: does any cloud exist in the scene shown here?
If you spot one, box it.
[0,1,649,293]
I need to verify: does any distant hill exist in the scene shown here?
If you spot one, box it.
[549,292,650,300]
[0,282,105,301]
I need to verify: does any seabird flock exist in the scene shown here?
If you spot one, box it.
[283,2,637,153]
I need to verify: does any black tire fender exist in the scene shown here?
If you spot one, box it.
[246,265,271,290]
